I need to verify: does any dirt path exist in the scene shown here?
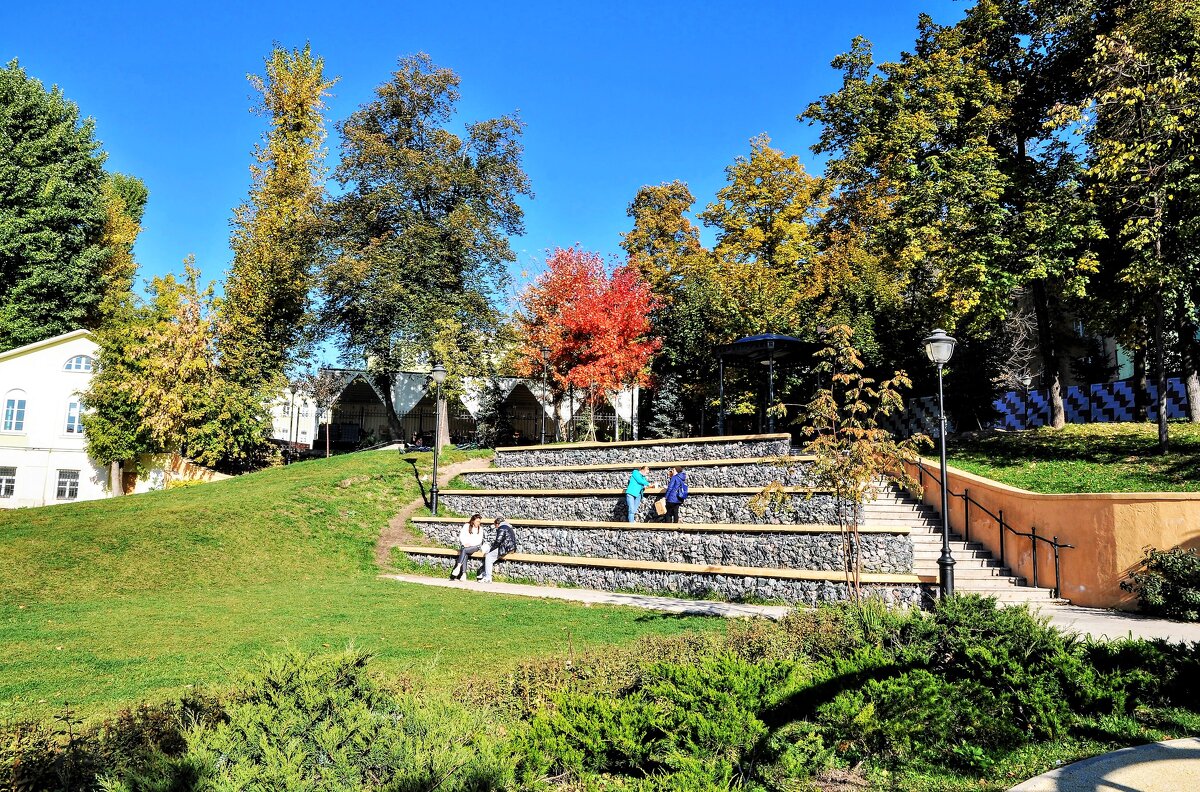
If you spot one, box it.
[375,455,493,568]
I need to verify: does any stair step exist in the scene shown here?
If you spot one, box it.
[914,566,1017,579]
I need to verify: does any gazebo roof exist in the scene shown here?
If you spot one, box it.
[714,333,818,366]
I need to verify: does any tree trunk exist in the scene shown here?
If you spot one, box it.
[1133,336,1149,420]
[110,461,123,496]
[1180,311,1200,422]
[375,372,404,442]
[1153,292,1169,454]
[1031,281,1066,428]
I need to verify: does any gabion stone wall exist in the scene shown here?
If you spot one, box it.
[401,552,921,607]
[416,521,912,573]
[438,490,852,525]
[494,435,791,468]
[462,461,817,490]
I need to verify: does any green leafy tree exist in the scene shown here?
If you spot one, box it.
[1057,0,1200,450]
[220,44,335,388]
[321,53,531,441]
[0,60,110,351]
[84,259,276,476]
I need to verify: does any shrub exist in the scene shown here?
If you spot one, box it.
[1122,546,1200,621]
[106,649,511,792]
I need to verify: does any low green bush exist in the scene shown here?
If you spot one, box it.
[1122,546,1200,621]
[103,649,512,792]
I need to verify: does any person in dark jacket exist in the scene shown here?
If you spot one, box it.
[663,466,689,523]
[479,516,518,583]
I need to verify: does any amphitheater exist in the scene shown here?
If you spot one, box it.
[395,433,1062,606]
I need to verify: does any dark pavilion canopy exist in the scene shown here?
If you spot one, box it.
[714,333,819,367]
[713,334,820,434]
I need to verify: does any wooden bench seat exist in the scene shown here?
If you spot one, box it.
[470,455,815,474]
[437,486,834,497]
[410,516,912,535]
[392,545,922,585]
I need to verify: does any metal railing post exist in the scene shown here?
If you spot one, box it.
[998,509,1006,568]
[1053,536,1062,599]
[963,488,970,542]
[1030,525,1039,589]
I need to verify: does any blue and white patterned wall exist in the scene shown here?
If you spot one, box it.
[993,378,1190,431]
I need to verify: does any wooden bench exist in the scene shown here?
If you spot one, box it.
[469,455,816,474]
[410,516,912,535]
[392,545,922,585]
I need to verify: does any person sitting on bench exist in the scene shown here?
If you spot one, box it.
[479,516,517,583]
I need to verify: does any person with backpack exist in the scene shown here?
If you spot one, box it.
[479,515,518,583]
[663,466,689,524]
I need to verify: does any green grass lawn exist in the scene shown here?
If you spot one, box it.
[947,421,1200,493]
[0,450,718,721]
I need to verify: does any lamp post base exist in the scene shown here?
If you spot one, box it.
[430,483,439,516]
[938,554,955,598]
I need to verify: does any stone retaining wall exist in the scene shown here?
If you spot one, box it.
[494,436,791,468]
[417,521,912,573]
[462,462,816,490]
[438,490,850,525]
[401,553,921,607]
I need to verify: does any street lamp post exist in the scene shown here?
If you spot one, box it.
[429,362,447,516]
[540,345,550,445]
[1021,373,1032,430]
[923,329,958,598]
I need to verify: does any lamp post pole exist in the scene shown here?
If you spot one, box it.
[540,346,550,445]
[429,362,447,516]
[923,329,957,599]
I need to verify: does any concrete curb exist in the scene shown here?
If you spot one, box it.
[1008,737,1200,791]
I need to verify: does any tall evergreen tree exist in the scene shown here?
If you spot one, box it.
[0,60,111,351]
[220,44,335,388]
[321,53,531,441]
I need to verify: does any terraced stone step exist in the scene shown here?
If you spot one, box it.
[438,486,844,525]
[460,456,818,490]
[494,433,792,468]
[411,516,914,573]
[392,545,922,607]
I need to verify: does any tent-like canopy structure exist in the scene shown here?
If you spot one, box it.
[713,334,820,433]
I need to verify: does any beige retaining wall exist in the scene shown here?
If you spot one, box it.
[905,460,1200,609]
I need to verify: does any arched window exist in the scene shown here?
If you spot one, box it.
[64,355,94,372]
[3,390,27,432]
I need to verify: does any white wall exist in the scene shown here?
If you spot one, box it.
[0,331,111,508]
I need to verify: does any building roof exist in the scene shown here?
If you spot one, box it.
[0,329,94,364]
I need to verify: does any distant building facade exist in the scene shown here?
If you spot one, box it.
[0,330,110,508]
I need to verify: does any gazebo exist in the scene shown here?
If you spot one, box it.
[713,334,819,434]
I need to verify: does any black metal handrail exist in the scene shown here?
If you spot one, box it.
[914,462,1075,598]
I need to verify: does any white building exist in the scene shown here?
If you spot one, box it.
[0,330,110,508]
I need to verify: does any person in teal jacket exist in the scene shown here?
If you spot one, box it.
[624,465,651,523]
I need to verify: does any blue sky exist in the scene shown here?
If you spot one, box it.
[3,0,962,310]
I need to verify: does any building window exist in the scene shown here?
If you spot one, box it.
[3,391,26,432]
[64,355,95,372]
[56,470,79,500]
[282,403,291,416]
[0,467,14,498]
[65,401,83,434]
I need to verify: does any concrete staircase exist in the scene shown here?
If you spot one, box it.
[864,488,1066,605]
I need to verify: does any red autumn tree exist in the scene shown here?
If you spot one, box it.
[517,246,661,440]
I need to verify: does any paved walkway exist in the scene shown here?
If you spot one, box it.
[1030,604,1200,644]
[381,573,791,619]
[382,573,1200,642]
[1009,737,1200,791]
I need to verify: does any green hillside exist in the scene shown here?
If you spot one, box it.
[947,422,1200,493]
[0,450,717,721]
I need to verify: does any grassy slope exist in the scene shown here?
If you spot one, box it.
[946,422,1200,493]
[0,450,717,721]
